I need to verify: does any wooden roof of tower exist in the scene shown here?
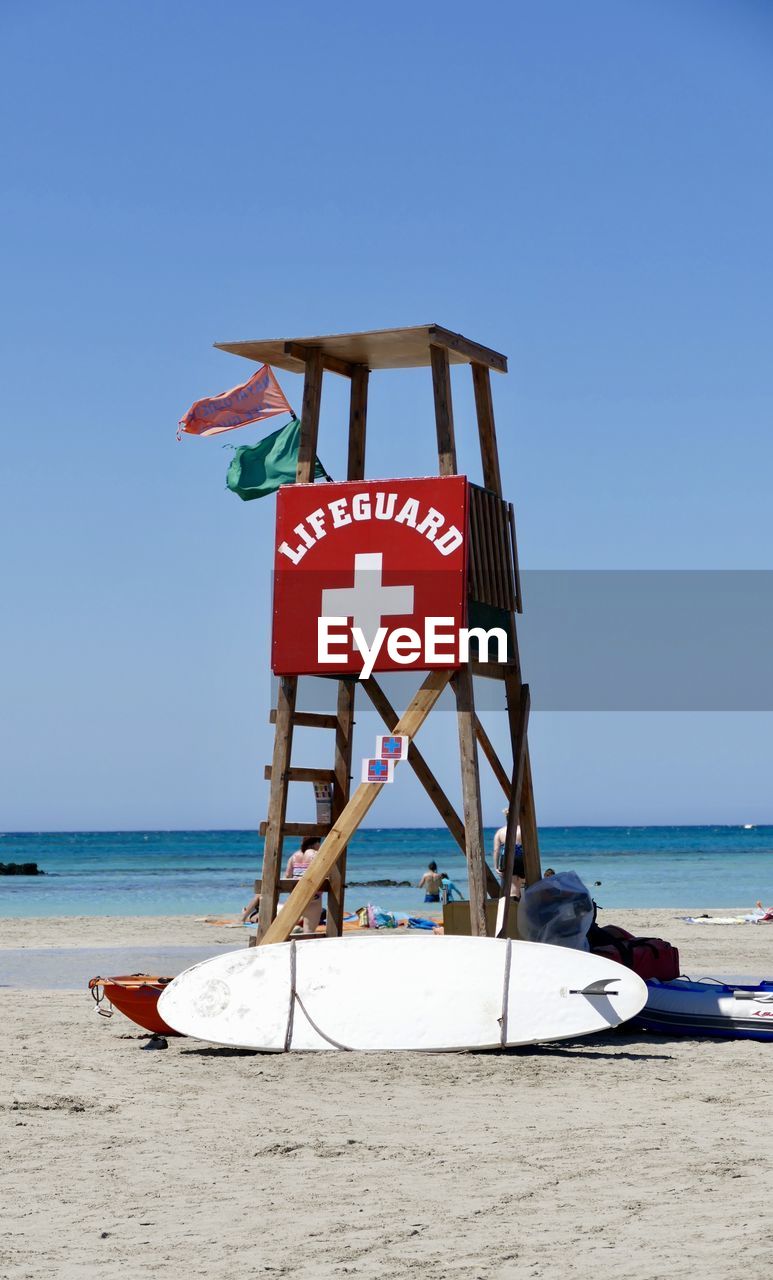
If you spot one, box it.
[215,324,508,377]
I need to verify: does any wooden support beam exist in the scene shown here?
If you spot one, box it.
[346,366,369,481]
[503,667,541,885]
[263,766,336,784]
[474,714,511,797]
[469,660,509,681]
[361,677,499,898]
[428,326,508,374]
[496,685,530,938]
[284,341,355,380]
[295,347,324,483]
[259,670,452,945]
[429,344,458,476]
[520,753,541,884]
[269,710,338,730]
[257,675,298,940]
[471,362,503,494]
[259,821,330,839]
[452,668,488,937]
[327,679,356,936]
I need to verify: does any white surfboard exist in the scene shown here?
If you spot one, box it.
[158,936,647,1052]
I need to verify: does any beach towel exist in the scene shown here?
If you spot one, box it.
[682,913,765,925]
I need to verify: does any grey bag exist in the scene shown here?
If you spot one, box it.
[517,871,594,950]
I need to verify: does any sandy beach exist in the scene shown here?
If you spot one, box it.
[1,910,772,1278]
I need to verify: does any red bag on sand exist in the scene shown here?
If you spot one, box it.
[622,938,680,982]
[589,923,680,982]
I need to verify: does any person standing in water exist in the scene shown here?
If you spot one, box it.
[440,872,463,904]
[418,860,443,903]
[493,808,525,901]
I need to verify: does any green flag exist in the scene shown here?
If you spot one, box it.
[226,417,327,501]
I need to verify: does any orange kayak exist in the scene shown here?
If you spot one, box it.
[88,974,180,1037]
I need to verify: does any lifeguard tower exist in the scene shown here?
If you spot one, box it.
[215,324,541,943]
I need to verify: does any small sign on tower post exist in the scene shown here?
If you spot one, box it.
[376,734,409,762]
[361,758,395,785]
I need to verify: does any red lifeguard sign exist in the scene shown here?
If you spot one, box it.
[272,475,469,676]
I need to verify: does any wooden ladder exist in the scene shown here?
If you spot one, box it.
[255,684,356,941]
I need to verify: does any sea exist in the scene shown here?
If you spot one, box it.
[1,827,772,919]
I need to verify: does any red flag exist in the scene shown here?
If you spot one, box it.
[177,365,293,439]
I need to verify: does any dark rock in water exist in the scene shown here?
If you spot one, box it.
[0,863,44,876]
[345,879,411,888]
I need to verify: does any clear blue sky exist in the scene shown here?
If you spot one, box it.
[2,1,772,830]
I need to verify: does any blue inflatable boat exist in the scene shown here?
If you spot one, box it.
[638,977,773,1040]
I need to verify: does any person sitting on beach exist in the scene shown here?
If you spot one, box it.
[240,836,324,931]
[418,861,443,903]
[494,809,525,900]
[440,873,463,904]
[285,837,323,934]
[241,895,260,924]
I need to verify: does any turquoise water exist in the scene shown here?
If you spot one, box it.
[1,827,772,918]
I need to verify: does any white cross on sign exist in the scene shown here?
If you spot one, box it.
[321,553,414,644]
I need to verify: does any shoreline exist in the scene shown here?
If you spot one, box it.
[1,909,771,976]
[0,905,753,947]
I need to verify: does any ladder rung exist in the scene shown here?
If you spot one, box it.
[264,766,336,784]
[269,710,338,730]
[259,821,331,839]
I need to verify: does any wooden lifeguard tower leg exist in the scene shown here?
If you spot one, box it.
[256,350,325,942]
[496,684,530,937]
[452,667,489,937]
[325,679,353,935]
[431,344,490,936]
[506,672,541,886]
[326,364,369,936]
[256,675,298,939]
[471,361,542,886]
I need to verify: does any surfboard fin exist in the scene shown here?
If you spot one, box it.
[571,979,621,997]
